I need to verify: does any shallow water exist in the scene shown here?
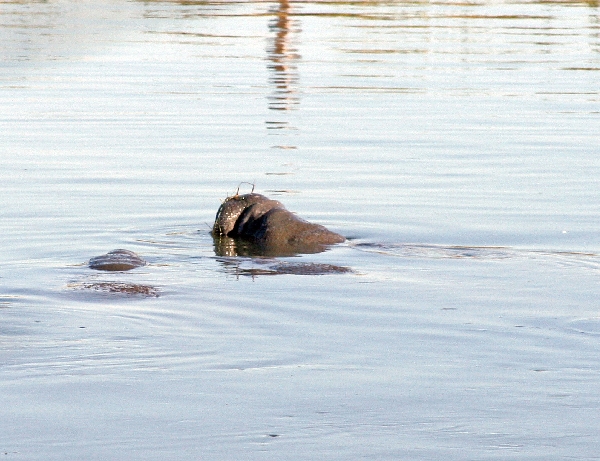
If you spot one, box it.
[1,0,600,459]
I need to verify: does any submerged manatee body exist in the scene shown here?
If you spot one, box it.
[82,250,157,296]
[88,249,147,271]
[212,193,345,256]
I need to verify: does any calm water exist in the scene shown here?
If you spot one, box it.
[1,0,600,459]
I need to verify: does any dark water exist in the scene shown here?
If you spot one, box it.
[1,0,600,459]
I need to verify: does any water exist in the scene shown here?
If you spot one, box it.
[1,0,600,459]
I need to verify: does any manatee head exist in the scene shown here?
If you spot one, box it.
[212,192,345,257]
[212,193,276,236]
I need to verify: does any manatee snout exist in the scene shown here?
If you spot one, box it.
[212,193,279,236]
[212,193,344,256]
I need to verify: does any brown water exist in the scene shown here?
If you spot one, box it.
[1,0,600,459]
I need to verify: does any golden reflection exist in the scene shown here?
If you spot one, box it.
[266,0,301,116]
[536,0,598,5]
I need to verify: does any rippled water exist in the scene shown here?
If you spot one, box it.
[1,0,599,459]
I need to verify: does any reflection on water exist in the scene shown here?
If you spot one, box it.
[212,233,340,257]
[215,256,353,277]
[0,2,135,63]
[266,0,301,142]
[267,0,300,112]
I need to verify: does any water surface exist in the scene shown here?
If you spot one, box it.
[1,0,599,459]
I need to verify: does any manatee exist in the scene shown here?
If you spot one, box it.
[212,193,345,256]
[80,282,159,297]
[88,249,146,271]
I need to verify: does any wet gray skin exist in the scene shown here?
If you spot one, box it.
[88,249,147,271]
[212,193,345,257]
